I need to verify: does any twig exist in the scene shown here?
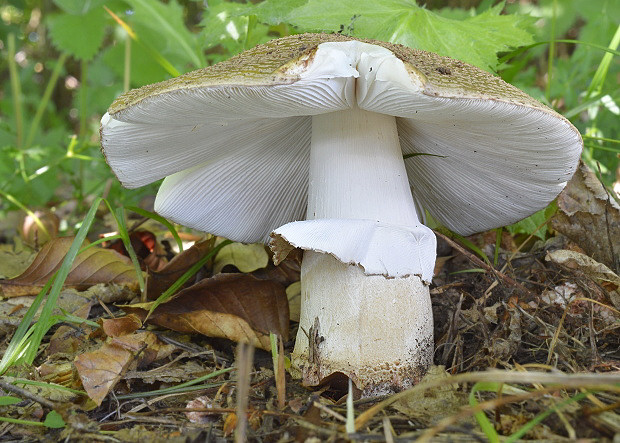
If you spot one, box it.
[235,342,254,443]
[433,230,534,297]
[0,380,55,409]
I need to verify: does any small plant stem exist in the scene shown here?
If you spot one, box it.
[114,206,146,292]
[583,135,620,144]
[0,189,50,238]
[124,33,131,92]
[0,417,46,427]
[79,59,88,140]
[7,34,24,150]
[545,0,557,102]
[24,53,69,149]
[493,227,501,267]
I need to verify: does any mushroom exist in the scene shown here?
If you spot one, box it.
[100,33,583,396]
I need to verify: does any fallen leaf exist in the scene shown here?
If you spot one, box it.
[0,237,140,297]
[0,289,93,329]
[146,237,215,300]
[252,249,302,287]
[545,249,620,311]
[546,249,620,288]
[125,273,289,350]
[36,363,82,400]
[112,331,176,367]
[101,314,143,338]
[74,331,176,405]
[213,242,269,274]
[223,413,237,437]
[552,162,620,273]
[47,302,94,355]
[0,243,35,279]
[74,341,134,406]
[124,360,209,385]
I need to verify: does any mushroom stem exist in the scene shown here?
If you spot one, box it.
[292,107,434,396]
[306,108,421,224]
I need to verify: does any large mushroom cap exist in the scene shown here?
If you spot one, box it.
[101,33,583,242]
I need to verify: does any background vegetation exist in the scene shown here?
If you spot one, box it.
[1,0,618,230]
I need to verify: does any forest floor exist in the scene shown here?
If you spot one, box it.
[0,161,618,442]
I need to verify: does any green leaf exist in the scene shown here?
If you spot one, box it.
[0,396,21,406]
[244,0,308,25]
[47,7,106,61]
[43,410,66,429]
[506,202,555,241]
[124,0,205,69]
[200,0,272,58]
[53,0,107,15]
[250,0,535,71]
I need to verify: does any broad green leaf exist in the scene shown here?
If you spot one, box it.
[0,396,21,406]
[250,0,535,71]
[243,0,307,25]
[47,7,106,61]
[43,411,66,429]
[124,0,205,69]
[506,202,556,240]
[200,0,273,59]
[53,0,107,15]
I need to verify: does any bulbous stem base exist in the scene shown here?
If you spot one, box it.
[292,251,434,397]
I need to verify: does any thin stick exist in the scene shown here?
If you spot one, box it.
[0,380,55,409]
[434,230,533,296]
[235,342,254,443]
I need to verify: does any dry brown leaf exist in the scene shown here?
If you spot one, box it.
[0,237,140,297]
[126,273,289,350]
[546,249,620,287]
[47,302,94,356]
[252,248,302,287]
[223,413,237,437]
[552,162,620,272]
[74,331,176,405]
[74,341,134,406]
[0,243,36,279]
[36,363,82,400]
[124,360,207,385]
[101,314,143,337]
[286,281,301,322]
[145,237,215,300]
[112,331,176,367]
